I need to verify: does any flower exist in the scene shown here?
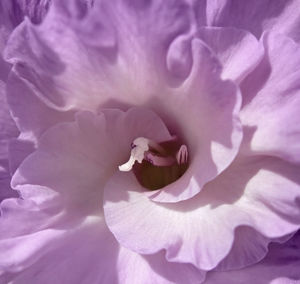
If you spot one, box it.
[0,0,300,283]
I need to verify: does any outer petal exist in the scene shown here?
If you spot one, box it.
[5,70,74,175]
[202,0,300,42]
[104,156,300,270]
[205,231,300,284]
[0,0,52,80]
[0,0,51,27]
[0,215,205,284]
[240,32,300,164]
[0,81,18,201]
[197,27,264,83]
[5,0,243,203]
[4,0,191,111]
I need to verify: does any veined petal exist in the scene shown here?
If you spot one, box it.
[197,27,264,83]
[205,231,300,284]
[241,32,300,164]
[12,108,171,209]
[104,156,300,270]
[0,216,205,284]
[202,0,300,43]
[147,39,242,202]
[0,81,19,201]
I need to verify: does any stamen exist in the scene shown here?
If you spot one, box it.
[119,136,189,190]
[119,137,166,172]
[145,152,176,167]
[176,145,188,165]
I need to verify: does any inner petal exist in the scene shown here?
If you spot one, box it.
[119,137,189,190]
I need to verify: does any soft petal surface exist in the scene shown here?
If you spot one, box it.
[146,39,242,202]
[205,231,300,284]
[240,32,300,164]
[104,156,300,270]
[4,0,243,202]
[0,215,205,284]
[0,108,204,283]
[12,108,172,209]
[4,0,191,110]
[202,0,300,42]
[0,81,18,201]
[197,27,264,83]
[0,0,52,80]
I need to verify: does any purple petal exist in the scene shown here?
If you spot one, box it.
[197,27,264,83]
[4,0,191,110]
[203,0,300,42]
[241,32,300,164]
[205,231,300,284]
[0,212,205,284]
[147,39,242,202]
[12,108,172,208]
[0,81,19,201]
[104,156,300,270]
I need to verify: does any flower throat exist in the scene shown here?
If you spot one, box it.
[119,137,188,190]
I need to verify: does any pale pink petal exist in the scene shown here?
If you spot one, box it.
[241,32,300,164]
[104,156,300,270]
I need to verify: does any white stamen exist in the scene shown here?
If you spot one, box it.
[119,137,156,172]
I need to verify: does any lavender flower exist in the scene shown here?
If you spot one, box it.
[0,0,300,283]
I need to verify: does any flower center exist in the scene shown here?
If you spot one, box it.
[119,137,189,190]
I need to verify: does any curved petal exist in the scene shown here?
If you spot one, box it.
[104,156,300,270]
[197,27,264,83]
[0,0,51,27]
[0,0,52,80]
[202,0,300,42]
[147,39,242,202]
[5,70,75,173]
[4,0,242,203]
[240,32,300,164]
[0,214,205,284]
[4,0,191,111]
[205,231,300,284]
[12,108,172,208]
[0,81,19,201]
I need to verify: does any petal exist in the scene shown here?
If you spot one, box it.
[0,0,51,27]
[240,32,300,164]
[147,39,242,202]
[0,0,52,80]
[12,108,171,208]
[117,247,206,284]
[0,213,205,284]
[197,27,264,83]
[205,231,300,284]
[104,156,300,270]
[203,0,300,42]
[5,70,74,173]
[4,0,191,111]
[0,81,19,201]
[5,0,242,204]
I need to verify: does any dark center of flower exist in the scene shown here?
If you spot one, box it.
[119,137,189,190]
